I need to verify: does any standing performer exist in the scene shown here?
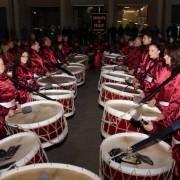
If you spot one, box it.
[0,57,18,139]
[13,50,39,104]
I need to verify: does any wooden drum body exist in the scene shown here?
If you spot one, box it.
[0,132,48,172]
[6,101,68,148]
[100,132,173,180]
[0,163,101,180]
[101,100,161,138]
[32,89,75,118]
[99,83,142,107]
[37,74,77,97]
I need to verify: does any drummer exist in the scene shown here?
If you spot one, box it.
[40,36,58,72]
[134,32,153,81]
[139,43,169,94]
[124,36,143,71]
[142,45,180,179]
[0,56,19,139]
[0,40,15,71]
[13,50,40,104]
[29,40,50,76]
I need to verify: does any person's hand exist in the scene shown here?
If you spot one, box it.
[142,121,154,131]
[7,109,15,117]
[133,82,141,90]
[155,113,165,121]
[128,69,134,75]
[15,103,21,113]
[46,72,51,77]
[147,99,156,107]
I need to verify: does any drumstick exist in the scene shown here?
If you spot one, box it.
[129,118,180,153]
[9,77,56,101]
[109,119,179,165]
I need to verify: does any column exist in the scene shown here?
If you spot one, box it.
[60,0,73,29]
[107,0,115,28]
[6,0,14,39]
[13,0,21,39]
[157,0,164,32]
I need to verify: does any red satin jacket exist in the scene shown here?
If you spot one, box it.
[1,52,15,71]
[141,59,170,94]
[14,63,39,104]
[94,53,102,69]
[40,46,57,72]
[29,49,47,75]
[135,49,150,80]
[124,47,142,70]
[151,74,180,177]
[0,73,17,130]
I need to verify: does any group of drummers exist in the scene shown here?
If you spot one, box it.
[0,30,179,179]
[99,31,180,179]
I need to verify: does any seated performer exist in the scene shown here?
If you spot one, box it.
[0,57,18,139]
[29,40,50,76]
[13,50,39,104]
[40,36,57,72]
[0,41,15,71]
[142,45,180,179]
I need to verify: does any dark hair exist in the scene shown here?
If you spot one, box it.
[13,50,31,78]
[149,42,165,58]
[29,40,39,48]
[166,45,180,71]
[143,31,153,39]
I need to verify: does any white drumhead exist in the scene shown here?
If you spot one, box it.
[6,100,64,129]
[104,100,162,121]
[32,89,74,100]
[66,66,85,75]
[73,54,88,63]
[69,63,85,68]
[108,71,134,79]
[100,132,173,177]
[37,75,76,87]
[0,132,40,168]
[102,83,142,97]
[0,163,101,180]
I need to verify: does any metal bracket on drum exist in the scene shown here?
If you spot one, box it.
[109,148,153,166]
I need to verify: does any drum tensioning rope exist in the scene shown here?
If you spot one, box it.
[108,71,180,128]
[109,119,180,166]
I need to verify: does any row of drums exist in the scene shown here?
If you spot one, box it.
[0,54,102,179]
[0,54,173,179]
[0,132,173,179]
[97,60,174,179]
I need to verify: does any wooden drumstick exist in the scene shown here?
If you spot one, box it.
[129,118,180,153]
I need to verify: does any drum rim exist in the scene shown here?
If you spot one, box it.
[67,65,85,72]
[108,71,134,78]
[104,100,161,121]
[69,62,86,68]
[100,132,173,177]
[0,163,101,179]
[102,82,142,97]
[0,132,41,167]
[100,73,126,82]
[37,74,77,86]
[5,100,64,128]
[33,89,75,100]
